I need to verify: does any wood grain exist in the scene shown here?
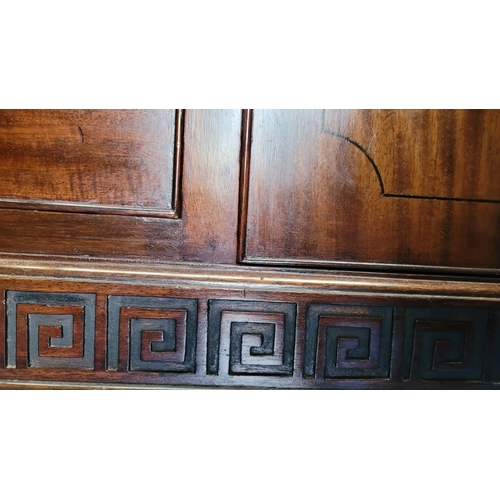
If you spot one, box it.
[0,256,498,388]
[242,109,500,274]
[322,110,500,201]
[0,109,182,217]
[180,109,242,264]
[0,108,499,389]
[0,208,182,260]
[0,109,242,262]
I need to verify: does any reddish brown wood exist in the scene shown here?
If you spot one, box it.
[180,109,242,264]
[322,110,500,201]
[0,109,499,389]
[242,109,500,274]
[0,109,182,217]
[0,256,498,388]
[0,109,241,263]
[0,208,183,260]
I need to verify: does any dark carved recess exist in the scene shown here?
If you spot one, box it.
[1,288,500,388]
[402,308,489,381]
[107,295,198,373]
[5,291,96,370]
[304,305,393,379]
[207,300,297,376]
[492,312,500,382]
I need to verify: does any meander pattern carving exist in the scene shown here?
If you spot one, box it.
[402,308,489,381]
[107,295,198,373]
[6,291,96,370]
[207,300,297,376]
[2,290,499,385]
[304,305,393,379]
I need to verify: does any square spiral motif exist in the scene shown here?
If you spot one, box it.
[304,304,393,379]
[402,308,488,381]
[6,291,96,370]
[207,300,297,376]
[107,295,198,373]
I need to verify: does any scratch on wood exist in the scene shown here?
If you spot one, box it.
[78,125,85,143]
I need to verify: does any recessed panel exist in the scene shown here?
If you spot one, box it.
[0,109,181,217]
[242,109,500,273]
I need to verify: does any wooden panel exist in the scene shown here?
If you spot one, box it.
[0,208,182,260]
[323,110,500,201]
[0,109,181,217]
[0,109,242,262]
[180,109,242,264]
[242,109,500,274]
[0,256,499,389]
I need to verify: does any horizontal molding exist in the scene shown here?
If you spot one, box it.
[241,256,500,279]
[0,258,498,388]
[0,256,499,300]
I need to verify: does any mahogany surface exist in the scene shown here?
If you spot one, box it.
[0,110,240,263]
[0,257,498,389]
[242,110,500,274]
[0,109,498,389]
[0,109,180,216]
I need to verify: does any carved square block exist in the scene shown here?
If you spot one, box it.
[207,300,297,376]
[402,308,488,381]
[304,304,393,379]
[6,291,96,370]
[107,295,198,373]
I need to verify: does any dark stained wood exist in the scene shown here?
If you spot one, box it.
[0,109,241,263]
[180,109,242,264]
[0,256,498,388]
[237,109,252,262]
[242,109,500,274]
[0,109,499,389]
[0,109,182,217]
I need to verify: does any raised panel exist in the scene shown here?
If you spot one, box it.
[322,110,500,202]
[241,109,500,273]
[0,109,241,263]
[0,109,181,217]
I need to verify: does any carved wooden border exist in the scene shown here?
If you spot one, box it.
[1,279,499,388]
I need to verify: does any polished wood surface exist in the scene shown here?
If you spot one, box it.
[0,110,240,263]
[242,109,500,274]
[0,256,498,388]
[0,109,499,389]
[323,110,500,201]
[0,109,181,216]
[181,109,241,264]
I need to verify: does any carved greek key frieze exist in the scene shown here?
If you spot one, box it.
[207,300,297,376]
[304,304,393,379]
[402,308,489,381]
[2,287,499,387]
[5,291,96,370]
[106,295,198,373]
